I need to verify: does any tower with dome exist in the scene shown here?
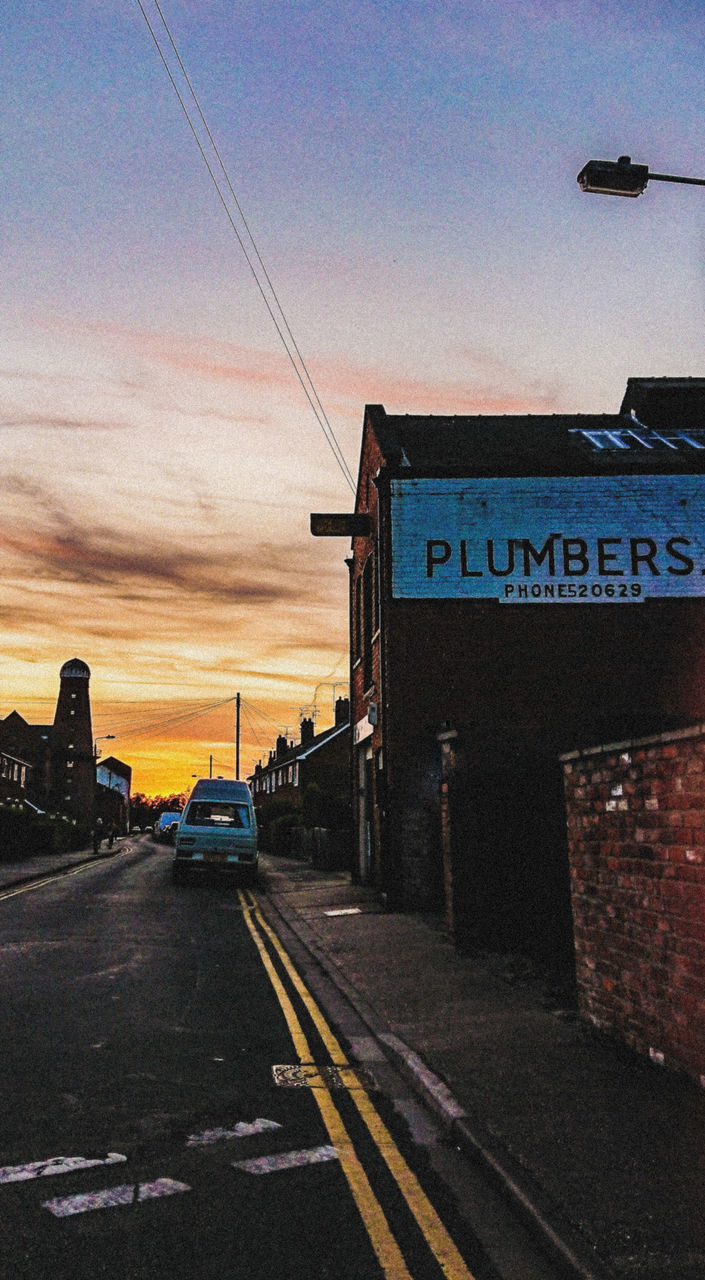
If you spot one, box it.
[48,658,95,822]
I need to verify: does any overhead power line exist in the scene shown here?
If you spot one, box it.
[96,696,236,742]
[135,0,356,495]
[241,703,265,751]
[240,697,289,733]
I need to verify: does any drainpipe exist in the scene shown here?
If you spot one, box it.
[437,724,459,934]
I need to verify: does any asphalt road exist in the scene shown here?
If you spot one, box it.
[0,839,564,1280]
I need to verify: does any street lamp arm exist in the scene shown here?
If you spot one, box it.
[648,171,705,187]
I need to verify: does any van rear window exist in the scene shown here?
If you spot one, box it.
[185,801,251,828]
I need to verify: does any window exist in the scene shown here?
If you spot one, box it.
[184,801,251,829]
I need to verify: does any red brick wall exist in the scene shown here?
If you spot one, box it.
[351,419,384,737]
[563,729,705,1084]
[350,418,385,886]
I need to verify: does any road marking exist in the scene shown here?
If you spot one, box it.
[0,1152,127,1185]
[0,854,129,902]
[186,1119,282,1147]
[324,907,362,916]
[242,889,477,1280]
[232,1145,338,1175]
[43,1178,190,1217]
[238,890,414,1280]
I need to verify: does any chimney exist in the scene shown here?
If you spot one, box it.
[276,734,289,759]
[335,697,350,726]
[300,717,315,747]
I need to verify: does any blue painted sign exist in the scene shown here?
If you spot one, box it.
[390,476,705,603]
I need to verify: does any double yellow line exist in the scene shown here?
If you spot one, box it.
[239,888,475,1280]
[0,859,111,902]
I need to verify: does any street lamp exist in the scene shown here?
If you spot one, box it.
[93,734,115,761]
[577,154,705,198]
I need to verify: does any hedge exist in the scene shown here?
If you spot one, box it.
[0,806,90,861]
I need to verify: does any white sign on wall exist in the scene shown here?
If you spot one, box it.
[390,476,705,603]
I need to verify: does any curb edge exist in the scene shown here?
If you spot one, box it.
[259,880,614,1280]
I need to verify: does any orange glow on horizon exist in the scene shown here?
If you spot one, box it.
[2,680,349,799]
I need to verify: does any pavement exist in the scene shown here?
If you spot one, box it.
[0,841,127,889]
[2,841,704,1279]
[256,852,705,1280]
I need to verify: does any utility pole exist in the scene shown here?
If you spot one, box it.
[235,692,241,780]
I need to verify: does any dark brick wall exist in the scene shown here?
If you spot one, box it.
[350,421,385,886]
[563,729,705,1083]
[51,672,94,824]
[348,408,705,969]
[302,730,350,815]
[350,425,384,733]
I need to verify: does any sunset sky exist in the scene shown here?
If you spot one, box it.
[4,0,705,795]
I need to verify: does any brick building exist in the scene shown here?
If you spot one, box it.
[0,747,32,805]
[250,699,351,847]
[49,658,94,823]
[315,378,705,970]
[0,711,51,811]
[95,755,132,833]
[0,658,96,826]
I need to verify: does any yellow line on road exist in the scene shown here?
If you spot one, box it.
[0,860,113,902]
[241,890,476,1280]
[238,889,413,1279]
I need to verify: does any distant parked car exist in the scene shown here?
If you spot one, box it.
[154,811,182,843]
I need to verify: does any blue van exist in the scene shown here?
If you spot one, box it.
[154,810,182,843]
[172,778,258,884]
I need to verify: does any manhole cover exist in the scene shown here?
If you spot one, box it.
[272,1063,375,1090]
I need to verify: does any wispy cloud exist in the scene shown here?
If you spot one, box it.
[0,466,344,613]
[0,414,129,432]
[84,323,565,418]
[313,346,565,416]
[1,321,558,794]
[0,520,336,606]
